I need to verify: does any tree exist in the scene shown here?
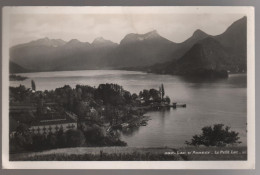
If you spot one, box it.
[76,86,82,100]
[14,123,33,150]
[185,124,241,147]
[149,89,161,102]
[56,129,67,147]
[16,123,30,135]
[32,134,47,150]
[83,124,105,144]
[94,83,126,105]
[139,89,150,101]
[47,133,57,148]
[165,96,171,104]
[132,93,138,100]
[161,84,165,99]
[31,80,36,91]
[75,101,90,117]
[10,85,30,102]
[123,91,132,103]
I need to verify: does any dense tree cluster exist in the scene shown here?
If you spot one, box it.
[94,84,131,105]
[10,122,85,152]
[10,83,169,109]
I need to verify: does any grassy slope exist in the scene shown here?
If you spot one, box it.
[10,146,247,161]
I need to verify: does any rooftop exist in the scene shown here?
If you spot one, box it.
[31,112,77,126]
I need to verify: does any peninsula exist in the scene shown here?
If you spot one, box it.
[10,82,174,153]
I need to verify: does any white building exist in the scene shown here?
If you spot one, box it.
[29,114,77,135]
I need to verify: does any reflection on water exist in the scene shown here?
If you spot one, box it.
[10,70,247,147]
[121,109,171,137]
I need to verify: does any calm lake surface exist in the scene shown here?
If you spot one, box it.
[10,70,247,147]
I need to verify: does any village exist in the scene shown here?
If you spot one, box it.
[9,80,184,153]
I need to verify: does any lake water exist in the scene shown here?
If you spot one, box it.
[10,70,247,147]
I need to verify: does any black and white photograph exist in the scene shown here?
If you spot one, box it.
[1,6,255,169]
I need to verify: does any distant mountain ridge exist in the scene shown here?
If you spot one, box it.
[12,37,66,49]
[10,16,246,76]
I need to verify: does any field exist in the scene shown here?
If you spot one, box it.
[10,146,247,161]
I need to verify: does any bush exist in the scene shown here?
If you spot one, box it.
[66,129,85,147]
[56,129,67,148]
[83,125,105,145]
[32,134,47,150]
[185,124,241,147]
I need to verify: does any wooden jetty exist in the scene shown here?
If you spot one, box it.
[172,103,186,108]
[149,103,187,110]
[134,103,187,110]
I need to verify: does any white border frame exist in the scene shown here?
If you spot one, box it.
[1,6,255,169]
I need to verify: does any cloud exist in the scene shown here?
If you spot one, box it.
[9,13,244,46]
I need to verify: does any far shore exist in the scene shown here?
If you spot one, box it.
[9,74,28,81]
[11,68,247,75]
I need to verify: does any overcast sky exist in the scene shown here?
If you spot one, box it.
[10,13,244,46]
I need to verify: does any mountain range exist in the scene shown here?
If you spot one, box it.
[146,16,246,76]
[10,16,247,77]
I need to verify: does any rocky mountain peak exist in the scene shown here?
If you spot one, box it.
[67,39,81,44]
[92,37,106,43]
[144,30,160,39]
[120,30,163,44]
[192,29,208,39]
[29,37,66,47]
[92,37,117,47]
